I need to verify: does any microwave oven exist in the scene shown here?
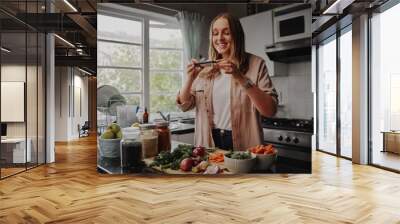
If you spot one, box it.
[273,4,311,44]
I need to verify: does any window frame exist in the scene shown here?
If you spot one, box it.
[97,12,145,106]
[315,22,353,161]
[97,4,184,112]
[368,1,400,173]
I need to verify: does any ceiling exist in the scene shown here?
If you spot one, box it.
[0,0,314,75]
[0,0,97,74]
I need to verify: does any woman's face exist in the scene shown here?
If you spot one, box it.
[212,17,232,57]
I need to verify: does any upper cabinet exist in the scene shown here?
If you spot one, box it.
[240,10,287,76]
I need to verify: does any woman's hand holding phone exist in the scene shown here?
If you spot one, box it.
[187,59,203,81]
[217,59,244,82]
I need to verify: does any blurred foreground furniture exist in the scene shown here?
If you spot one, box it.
[382,131,400,154]
[0,138,32,167]
[79,121,90,138]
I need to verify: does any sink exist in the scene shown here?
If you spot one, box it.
[169,123,180,130]
[179,118,195,124]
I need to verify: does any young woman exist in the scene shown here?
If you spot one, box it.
[177,13,278,150]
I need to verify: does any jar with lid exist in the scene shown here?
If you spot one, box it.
[155,121,171,153]
[139,124,158,158]
[120,128,142,169]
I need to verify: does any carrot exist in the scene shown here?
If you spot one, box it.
[248,144,276,154]
[209,152,224,163]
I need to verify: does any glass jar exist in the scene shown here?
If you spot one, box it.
[120,132,142,168]
[155,121,171,153]
[139,124,158,158]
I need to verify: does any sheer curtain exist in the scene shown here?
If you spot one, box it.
[176,11,205,62]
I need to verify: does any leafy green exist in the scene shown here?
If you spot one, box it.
[225,151,252,160]
[150,144,197,170]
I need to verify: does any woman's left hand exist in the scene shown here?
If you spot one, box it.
[217,59,243,81]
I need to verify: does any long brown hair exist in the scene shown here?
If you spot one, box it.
[208,13,249,74]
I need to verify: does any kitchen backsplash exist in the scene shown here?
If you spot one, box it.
[271,61,313,119]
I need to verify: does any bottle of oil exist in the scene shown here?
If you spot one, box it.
[143,107,149,124]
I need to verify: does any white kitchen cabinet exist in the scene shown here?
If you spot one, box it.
[240,11,287,76]
[172,133,194,145]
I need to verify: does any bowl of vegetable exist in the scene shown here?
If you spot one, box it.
[249,145,277,171]
[223,151,256,174]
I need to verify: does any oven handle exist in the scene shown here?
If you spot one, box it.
[264,142,311,153]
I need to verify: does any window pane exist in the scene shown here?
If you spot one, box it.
[1,31,27,177]
[98,41,141,67]
[123,94,142,106]
[318,37,337,154]
[340,29,352,158]
[150,49,182,70]
[150,23,182,49]
[98,14,142,44]
[150,71,182,94]
[371,3,400,171]
[391,75,400,114]
[150,95,178,113]
[97,68,142,93]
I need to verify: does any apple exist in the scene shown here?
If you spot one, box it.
[180,158,194,171]
[192,146,206,157]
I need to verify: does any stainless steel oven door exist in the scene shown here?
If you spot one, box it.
[266,142,311,162]
[263,128,312,149]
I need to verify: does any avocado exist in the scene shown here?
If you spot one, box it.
[109,123,121,134]
[101,130,115,139]
[115,131,123,139]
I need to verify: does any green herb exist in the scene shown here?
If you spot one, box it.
[226,151,252,160]
[170,160,180,170]
[150,144,198,170]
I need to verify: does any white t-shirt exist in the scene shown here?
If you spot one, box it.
[212,72,231,130]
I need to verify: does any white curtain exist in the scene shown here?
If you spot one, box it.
[176,11,205,62]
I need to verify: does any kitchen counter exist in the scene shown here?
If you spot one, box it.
[97,141,279,175]
[97,139,310,174]
[97,141,190,175]
[170,122,194,135]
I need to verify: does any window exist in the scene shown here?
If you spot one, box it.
[97,11,184,114]
[339,28,352,158]
[97,14,143,107]
[316,24,353,159]
[149,20,183,113]
[370,3,400,171]
[317,36,337,154]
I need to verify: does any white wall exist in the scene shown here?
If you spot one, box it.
[271,61,313,119]
[1,63,46,163]
[1,65,26,138]
[55,67,89,141]
[55,67,69,141]
[72,73,89,138]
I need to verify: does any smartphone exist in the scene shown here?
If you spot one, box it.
[194,60,218,67]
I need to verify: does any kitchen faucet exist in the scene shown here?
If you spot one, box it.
[157,111,170,122]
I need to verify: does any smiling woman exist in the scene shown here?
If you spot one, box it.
[96,3,315,175]
[177,13,279,151]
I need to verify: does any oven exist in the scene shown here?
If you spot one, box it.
[262,117,313,173]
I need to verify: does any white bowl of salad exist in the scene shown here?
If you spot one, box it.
[224,151,256,174]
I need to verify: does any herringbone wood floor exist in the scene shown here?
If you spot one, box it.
[1,135,400,224]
